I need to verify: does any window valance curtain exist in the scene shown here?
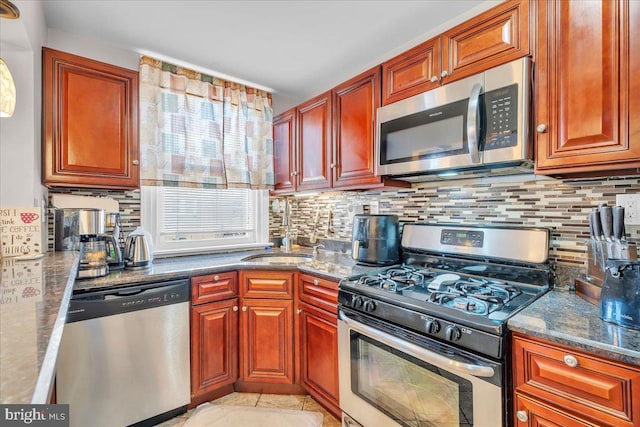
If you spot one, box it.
[139,56,274,189]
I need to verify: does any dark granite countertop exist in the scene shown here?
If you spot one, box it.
[74,248,379,293]
[508,289,640,366]
[0,252,79,404]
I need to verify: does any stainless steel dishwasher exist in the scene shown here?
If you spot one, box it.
[57,279,190,427]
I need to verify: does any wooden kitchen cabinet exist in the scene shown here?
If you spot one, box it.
[237,270,301,393]
[382,0,529,105]
[297,274,340,418]
[42,48,140,189]
[273,108,296,193]
[514,393,599,427]
[512,334,640,426]
[296,92,332,192]
[190,272,239,405]
[534,0,640,176]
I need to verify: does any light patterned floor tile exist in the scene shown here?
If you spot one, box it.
[211,391,261,407]
[303,395,341,427]
[256,393,306,410]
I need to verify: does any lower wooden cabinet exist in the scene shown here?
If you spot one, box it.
[191,298,239,398]
[514,393,599,427]
[240,299,295,384]
[299,301,339,418]
[513,334,640,426]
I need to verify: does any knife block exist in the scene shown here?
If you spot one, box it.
[585,241,605,285]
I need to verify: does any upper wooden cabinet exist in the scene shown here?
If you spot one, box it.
[534,0,640,175]
[382,0,530,105]
[42,48,140,189]
[272,67,409,194]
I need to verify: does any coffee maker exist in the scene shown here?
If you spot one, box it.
[77,209,109,279]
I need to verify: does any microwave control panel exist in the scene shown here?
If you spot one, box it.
[483,83,518,151]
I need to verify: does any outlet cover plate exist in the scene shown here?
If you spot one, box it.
[616,194,640,225]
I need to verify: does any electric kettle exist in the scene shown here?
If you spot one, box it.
[124,231,152,269]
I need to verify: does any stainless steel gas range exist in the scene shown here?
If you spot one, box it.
[338,223,553,427]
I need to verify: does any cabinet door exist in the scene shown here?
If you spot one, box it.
[191,298,239,398]
[332,67,381,189]
[240,299,294,384]
[514,393,599,427]
[42,48,139,189]
[298,302,339,418]
[441,0,529,84]
[535,0,640,174]
[296,92,332,191]
[273,109,296,194]
[381,37,440,105]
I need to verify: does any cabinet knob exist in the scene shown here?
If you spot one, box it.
[313,279,319,286]
[516,410,528,423]
[536,124,548,133]
[242,306,247,312]
[297,309,302,314]
[430,75,438,83]
[563,355,579,368]
[132,159,140,165]
[213,275,220,281]
[233,306,239,312]
[330,163,336,169]
[440,70,449,78]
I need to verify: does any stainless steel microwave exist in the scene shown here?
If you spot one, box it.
[376,57,532,180]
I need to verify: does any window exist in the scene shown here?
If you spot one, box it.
[142,186,269,256]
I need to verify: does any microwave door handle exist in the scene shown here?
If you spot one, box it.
[467,83,483,164]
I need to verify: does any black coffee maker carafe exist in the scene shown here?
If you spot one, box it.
[600,259,640,330]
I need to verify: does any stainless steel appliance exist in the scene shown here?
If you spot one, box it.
[125,233,152,269]
[376,58,532,181]
[76,209,109,279]
[338,223,552,427]
[351,214,400,265]
[600,259,640,330]
[57,279,190,427]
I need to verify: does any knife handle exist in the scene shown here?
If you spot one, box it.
[599,205,613,241]
[591,209,603,239]
[612,206,625,242]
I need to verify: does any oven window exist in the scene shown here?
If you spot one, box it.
[379,98,468,165]
[351,332,473,427]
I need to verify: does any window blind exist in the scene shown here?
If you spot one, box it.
[159,187,253,238]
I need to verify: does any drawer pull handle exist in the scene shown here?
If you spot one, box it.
[213,275,220,281]
[297,309,302,315]
[563,355,578,367]
[242,306,247,312]
[516,410,528,423]
[313,279,319,286]
[233,306,238,312]
[430,75,438,83]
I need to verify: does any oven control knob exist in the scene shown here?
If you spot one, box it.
[445,325,462,342]
[352,295,364,308]
[363,300,377,312]
[425,319,440,334]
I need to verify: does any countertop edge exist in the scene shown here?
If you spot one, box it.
[30,255,79,404]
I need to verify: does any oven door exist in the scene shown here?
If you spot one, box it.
[338,309,503,427]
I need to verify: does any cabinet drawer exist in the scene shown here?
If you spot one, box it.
[191,272,238,305]
[298,274,338,314]
[514,392,600,427]
[240,270,295,299]
[513,336,640,426]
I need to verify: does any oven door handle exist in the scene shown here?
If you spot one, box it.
[339,311,495,378]
[467,82,482,164]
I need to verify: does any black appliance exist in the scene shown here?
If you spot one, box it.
[338,223,553,427]
[600,259,640,330]
[351,214,400,265]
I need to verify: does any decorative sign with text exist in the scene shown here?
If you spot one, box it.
[1,257,43,305]
[0,207,43,258]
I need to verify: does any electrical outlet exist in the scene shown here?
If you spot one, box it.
[616,194,640,225]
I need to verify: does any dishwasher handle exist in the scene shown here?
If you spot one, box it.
[67,279,190,323]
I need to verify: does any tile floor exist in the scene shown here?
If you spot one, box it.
[155,393,341,427]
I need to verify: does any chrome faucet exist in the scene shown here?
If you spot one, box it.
[312,244,325,259]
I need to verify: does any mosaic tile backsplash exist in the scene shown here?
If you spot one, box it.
[269,174,640,287]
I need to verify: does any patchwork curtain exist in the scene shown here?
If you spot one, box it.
[139,56,274,189]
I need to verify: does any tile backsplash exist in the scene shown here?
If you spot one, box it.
[47,188,141,250]
[269,174,640,287]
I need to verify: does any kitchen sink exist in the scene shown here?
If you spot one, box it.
[241,253,313,264]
